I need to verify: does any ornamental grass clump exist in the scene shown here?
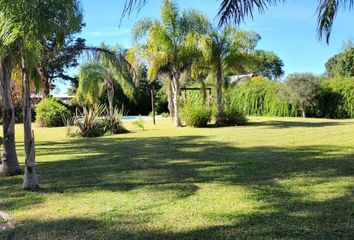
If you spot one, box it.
[74,105,107,137]
[109,108,129,134]
[221,104,248,126]
[180,95,212,127]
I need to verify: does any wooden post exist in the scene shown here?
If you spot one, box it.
[151,89,156,125]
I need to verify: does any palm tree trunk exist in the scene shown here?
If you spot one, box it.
[199,78,207,106]
[216,66,224,126]
[106,79,115,126]
[171,70,181,127]
[167,77,174,121]
[0,57,22,176]
[21,49,38,190]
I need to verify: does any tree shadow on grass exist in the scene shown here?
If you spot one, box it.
[248,119,352,128]
[0,133,353,239]
[1,189,353,240]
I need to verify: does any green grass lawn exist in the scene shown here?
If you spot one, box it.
[1,117,354,239]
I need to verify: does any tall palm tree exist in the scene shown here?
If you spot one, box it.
[123,0,352,43]
[128,0,209,127]
[0,13,22,176]
[199,27,259,125]
[0,0,83,190]
[0,58,23,175]
[77,45,135,125]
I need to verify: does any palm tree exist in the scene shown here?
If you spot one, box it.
[77,45,135,125]
[0,0,83,189]
[123,0,352,43]
[128,0,209,127]
[0,13,22,176]
[199,27,259,125]
[0,58,23,175]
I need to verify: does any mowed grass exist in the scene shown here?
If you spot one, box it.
[0,117,354,240]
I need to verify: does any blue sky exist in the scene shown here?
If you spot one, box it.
[56,0,354,93]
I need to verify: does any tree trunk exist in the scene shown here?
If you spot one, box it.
[167,77,174,121]
[171,70,181,127]
[21,50,39,190]
[300,104,306,118]
[199,78,207,106]
[216,66,224,126]
[37,66,50,99]
[106,79,114,126]
[0,57,22,176]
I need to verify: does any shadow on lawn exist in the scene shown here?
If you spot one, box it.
[2,189,353,240]
[1,133,354,239]
[248,119,351,128]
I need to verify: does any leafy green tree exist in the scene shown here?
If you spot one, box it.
[279,73,320,118]
[325,41,354,77]
[199,27,260,125]
[77,45,135,126]
[38,37,85,98]
[128,0,209,127]
[0,0,82,189]
[124,0,352,43]
[253,50,284,80]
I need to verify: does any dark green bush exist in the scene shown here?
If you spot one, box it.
[35,98,70,127]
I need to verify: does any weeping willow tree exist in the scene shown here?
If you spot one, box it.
[123,0,352,43]
[227,78,299,117]
[127,0,209,127]
[77,45,135,125]
[318,77,354,118]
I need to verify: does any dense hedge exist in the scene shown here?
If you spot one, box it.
[226,78,354,119]
[226,79,299,117]
[316,78,354,118]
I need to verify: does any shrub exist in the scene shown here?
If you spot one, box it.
[221,104,248,126]
[180,103,212,128]
[35,98,70,127]
[75,105,107,137]
[110,108,129,134]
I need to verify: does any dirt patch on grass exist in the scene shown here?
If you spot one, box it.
[0,211,13,231]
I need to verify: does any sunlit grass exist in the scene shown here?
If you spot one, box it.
[1,117,354,239]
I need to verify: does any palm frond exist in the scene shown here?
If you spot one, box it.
[217,0,283,26]
[122,0,148,19]
[317,0,354,43]
[131,18,154,44]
